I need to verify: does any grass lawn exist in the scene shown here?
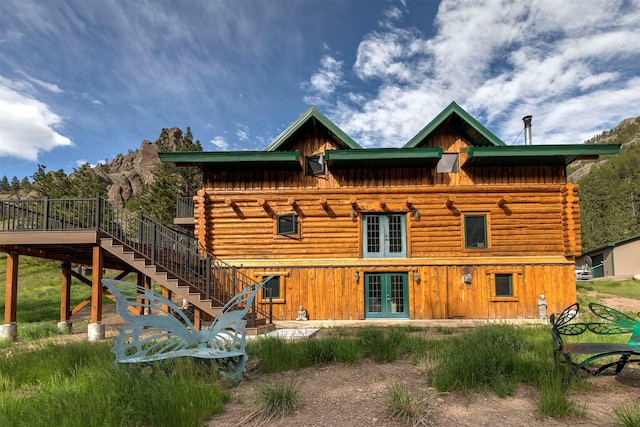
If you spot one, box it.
[1,254,639,426]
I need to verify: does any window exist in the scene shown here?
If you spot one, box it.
[305,154,325,176]
[256,272,288,303]
[437,153,459,173]
[495,274,513,297]
[488,270,521,301]
[263,276,281,299]
[277,213,298,235]
[464,214,487,249]
[363,214,407,258]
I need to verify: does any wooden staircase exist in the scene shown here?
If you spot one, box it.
[100,238,224,317]
[100,236,273,334]
[0,196,273,333]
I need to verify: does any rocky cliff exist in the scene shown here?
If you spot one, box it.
[94,127,185,207]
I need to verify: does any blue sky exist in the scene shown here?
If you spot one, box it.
[1,0,640,181]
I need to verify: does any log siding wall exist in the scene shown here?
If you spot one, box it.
[194,125,579,320]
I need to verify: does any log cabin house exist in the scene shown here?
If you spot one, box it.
[160,101,619,321]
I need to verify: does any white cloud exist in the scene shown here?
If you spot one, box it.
[302,55,344,106]
[0,76,72,161]
[316,0,640,148]
[75,159,105,169]
[19,72,63,94]
[354,29,429,83]
[210,136,229,151]
[383,6,403,22]
[236,124,250,142]
[81,92,102,105]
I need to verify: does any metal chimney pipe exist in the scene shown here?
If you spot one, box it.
[522,115,532,145]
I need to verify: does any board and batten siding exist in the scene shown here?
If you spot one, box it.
[231,263,575,321]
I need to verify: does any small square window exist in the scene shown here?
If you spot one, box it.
[464,214,487,248]
[263,276,281,299]
[277,214,298,235]
[437,153,459,173]
[495,274,513,297]
[305,154,325,176]
[257,272,288,304]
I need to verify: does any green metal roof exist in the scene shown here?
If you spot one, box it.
[158,151,302,170]
[462,144,621,167]
[325,147,443,169]
[264,106,362,152]
[404,101,506,148]
[584,233,640,254]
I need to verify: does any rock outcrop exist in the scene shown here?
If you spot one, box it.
[91,127,184,207]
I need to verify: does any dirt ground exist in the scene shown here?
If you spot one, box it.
[207,293,640,427]
[55,292,640,426]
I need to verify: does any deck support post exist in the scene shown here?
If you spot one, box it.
[1,251,19,341]
[136,272,145,315]
[88,245,105,341]
[58,261,72,333]
[161,287,171,314]
[194,307,202,331]
[143,276,151,315]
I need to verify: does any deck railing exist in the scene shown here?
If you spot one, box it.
[0,196,265,320]
[175,196,194,219]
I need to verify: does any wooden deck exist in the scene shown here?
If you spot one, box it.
[0,230,131,269]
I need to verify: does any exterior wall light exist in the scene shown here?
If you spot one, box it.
[354,271,360,282]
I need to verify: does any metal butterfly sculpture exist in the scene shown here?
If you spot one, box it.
[103,278,270,380]
[552,302,640,344]
[587,302,640,345]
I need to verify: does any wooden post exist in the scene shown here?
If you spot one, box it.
[4,251,18,324]
[137,272,145,315]
[193,307,202,331]
[161,287,171,314]
[60,261,71,322]
[91,246,103,323]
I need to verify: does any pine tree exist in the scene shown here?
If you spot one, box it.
[31,165,72,198]
[126,127,202,226]
[579,142,640,250]
[20,177,31,193]
[9,176,20,196]
[69,163,107,197]
[0,176,9,192]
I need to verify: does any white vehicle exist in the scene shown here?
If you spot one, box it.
[575,255,595,280]
[575,266,593,280]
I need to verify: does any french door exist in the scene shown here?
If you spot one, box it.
[365,273,408,318]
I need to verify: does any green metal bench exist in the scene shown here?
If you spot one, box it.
[550,302,640,384]
[103,277,272,381]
